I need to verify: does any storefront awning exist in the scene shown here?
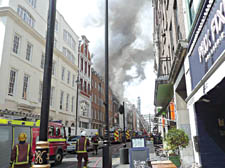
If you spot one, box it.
[154,75,173,108]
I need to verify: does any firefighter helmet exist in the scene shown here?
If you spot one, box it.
[18,132,27,142]
[81,131,86,136]
[95,132,98,136]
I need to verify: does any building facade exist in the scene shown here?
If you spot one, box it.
[91,69,105,135]
[153,0,194,167]
[184,0,225,166]
[0,0,79,126]
[77,35,92,129]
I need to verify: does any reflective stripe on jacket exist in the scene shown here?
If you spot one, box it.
[77,137,89,153]
[11,143,32,166]
[15,144,30,165]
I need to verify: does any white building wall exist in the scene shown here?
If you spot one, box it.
[0,0,79,126]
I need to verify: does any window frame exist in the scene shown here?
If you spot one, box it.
[22,74,29,100]
[26,42,33,61]
[8,69,17,96]
[12,33,21,54]
[60,90,64,110]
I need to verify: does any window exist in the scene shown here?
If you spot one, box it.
[61,66,65,80]
[55,20,58,32]
[54,39,57,48]
[84,81,87,93]
[72,74,75,87]
[50,87,55,107]
[22,74,29,100]
[66,93,69,111]
[85,61,87,74]
[52,61,56,76]
[60,90,64,110]
[63,29,76,51]
[93,109,95,119]
[88,84,90,94]
[188,0,201,25]
[8,69,17,96]
[48,126,54,136]
[81,58,83,71]
[17,6,35,27]
[13,34,20,54]
[62,47,75,64]
[71,96,75,112]
[67,71,70,84]
[26,42,32,61]
[56,127,61,136]
[41,53,45,69]
[88,64,90,77]
[28,0,36,8]
[38,81,43,103]
[80,78,83,90]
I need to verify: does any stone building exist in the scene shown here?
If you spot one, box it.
[0,0,79,126]
[153,0,194,167]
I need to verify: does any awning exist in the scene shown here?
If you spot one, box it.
[154,75,173,107]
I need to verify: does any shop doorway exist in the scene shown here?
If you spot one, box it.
[195,78,225,167]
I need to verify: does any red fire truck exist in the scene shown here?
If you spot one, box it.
[109,128,122,144]
[0,118,67,167]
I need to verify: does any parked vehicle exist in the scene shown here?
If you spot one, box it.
[66,135,94,153]
[66,136,80,153]
[0,118,67,167]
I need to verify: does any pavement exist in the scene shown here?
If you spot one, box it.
[55,142,176,168]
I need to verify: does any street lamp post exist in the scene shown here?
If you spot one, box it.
[33,0,56,167]
[102,0,112,167]
[75,75,80,136]
[75,40,81,136]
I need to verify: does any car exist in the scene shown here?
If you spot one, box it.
[66,136,80,153]
[67,135,94,153]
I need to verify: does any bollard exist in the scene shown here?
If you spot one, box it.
[120,148,129,164]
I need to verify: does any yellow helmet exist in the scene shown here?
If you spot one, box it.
[18,132,27,142]
[95,132,98,136]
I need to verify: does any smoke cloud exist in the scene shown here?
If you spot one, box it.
[87,0,154,100]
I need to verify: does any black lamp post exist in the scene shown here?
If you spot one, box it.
[75,40,81,136]
[102,0,112,167]
[75,75,80,136]
[33,0,56,167]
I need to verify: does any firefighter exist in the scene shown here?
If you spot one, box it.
[76,131,90,168]
[10,132,33,168]
[91,132,99,155]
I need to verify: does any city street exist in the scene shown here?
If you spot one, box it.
[55,143,129,168]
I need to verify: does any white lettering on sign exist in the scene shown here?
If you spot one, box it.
[198,0,225,63]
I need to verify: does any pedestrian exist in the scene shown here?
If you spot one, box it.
[10,132,33,168]
[91,132,99,155]
[76,131,90,168]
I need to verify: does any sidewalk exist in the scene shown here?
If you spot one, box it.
[112,159,176,168]
[112,149,176,168]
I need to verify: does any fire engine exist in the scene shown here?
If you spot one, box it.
[109,128,122,144]
[0,118,67,167]
[126,129,131,141]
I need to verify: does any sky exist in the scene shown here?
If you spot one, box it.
[57,0,156,114]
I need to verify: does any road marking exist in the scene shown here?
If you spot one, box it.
[93,157,102,168]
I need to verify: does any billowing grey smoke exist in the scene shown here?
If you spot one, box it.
[87,0,154,100]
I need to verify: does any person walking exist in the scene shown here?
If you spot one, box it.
[76,131,90,168]
[91,132,99,155]
[10,132,33,168]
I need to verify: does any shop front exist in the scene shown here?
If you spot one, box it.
[186,0,225,166]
